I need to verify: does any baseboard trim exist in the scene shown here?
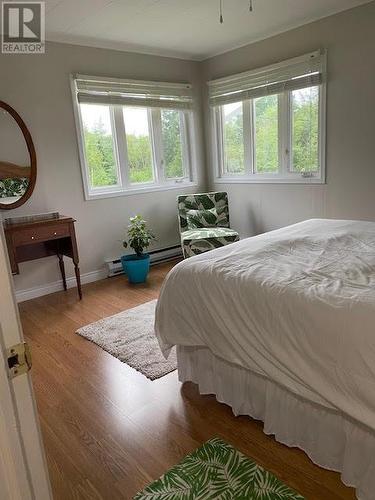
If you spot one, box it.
[15,269,107,303]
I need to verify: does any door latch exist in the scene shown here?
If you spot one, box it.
[6,342,32,379]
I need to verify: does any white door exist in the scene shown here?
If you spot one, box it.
[0,224,52,500]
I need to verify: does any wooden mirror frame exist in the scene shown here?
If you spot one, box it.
[0,100,37,210]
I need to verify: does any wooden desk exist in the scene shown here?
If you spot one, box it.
[4,215,82,299]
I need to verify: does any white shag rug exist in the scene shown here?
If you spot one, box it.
[76,299,176,380]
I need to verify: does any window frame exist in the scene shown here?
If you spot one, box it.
[212,83,326,185]
[71,78,196,201]
[79,103,123,195]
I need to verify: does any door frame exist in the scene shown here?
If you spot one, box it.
[0,223,52,500]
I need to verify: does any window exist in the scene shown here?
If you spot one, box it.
[123,107,154,184]
[291,86,319,173]
[222,102,244,175]
[254,95,278,173]
[81,104,119,188]
[210,50,326,183]
[72,75,195,199]
[161,109,184,179]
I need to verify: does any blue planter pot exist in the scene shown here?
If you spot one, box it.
[121,254,150,284]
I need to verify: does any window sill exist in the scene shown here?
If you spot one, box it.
[214,176,325,185]
[85,181,198,201]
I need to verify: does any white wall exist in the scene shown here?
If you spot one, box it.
[202,1,375,238]
[0,42,206,293]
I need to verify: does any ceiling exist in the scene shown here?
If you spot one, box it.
[18,0,375,60]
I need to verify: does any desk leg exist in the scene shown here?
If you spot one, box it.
[74,262,82,300]
[58,254,67,291]
[68,222,82,300]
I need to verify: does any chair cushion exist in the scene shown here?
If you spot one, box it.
[186,207,230,230]
[182,227,239,242]
[186,208,218,229]
[181,228,240,258]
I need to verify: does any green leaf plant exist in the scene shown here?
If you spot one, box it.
[123,215,156,257]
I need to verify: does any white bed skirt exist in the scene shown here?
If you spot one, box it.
[177,346,375,500]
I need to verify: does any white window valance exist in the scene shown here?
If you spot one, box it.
[74,74,194,110]
[208,50,326,107]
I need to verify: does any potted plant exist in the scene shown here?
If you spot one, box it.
[121,215,156,284]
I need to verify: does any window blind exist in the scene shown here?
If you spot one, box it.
[74,74,194,110]
[208,50,326,107]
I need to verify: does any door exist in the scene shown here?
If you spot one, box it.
[0,224,52,500]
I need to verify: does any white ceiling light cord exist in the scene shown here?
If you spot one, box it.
[219,0,254,24]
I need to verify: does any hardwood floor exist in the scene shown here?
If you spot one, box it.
[20,261,356,500]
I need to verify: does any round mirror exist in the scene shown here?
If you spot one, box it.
[0,101,36,210]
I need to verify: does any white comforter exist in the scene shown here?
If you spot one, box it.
[155,219,375,432]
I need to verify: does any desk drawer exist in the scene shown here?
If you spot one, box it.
[12,223,70,246]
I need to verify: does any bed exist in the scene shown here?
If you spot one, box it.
[155,219,375,500]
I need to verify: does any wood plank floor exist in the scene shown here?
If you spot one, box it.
[19,261,356,500]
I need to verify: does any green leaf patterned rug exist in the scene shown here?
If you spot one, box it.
[134,438,304,499]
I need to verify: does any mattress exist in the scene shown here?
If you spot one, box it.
[155,219,375,432]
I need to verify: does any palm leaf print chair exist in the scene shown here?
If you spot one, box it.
[177,192,240,258]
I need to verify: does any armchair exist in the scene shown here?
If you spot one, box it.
[177,192,239,258]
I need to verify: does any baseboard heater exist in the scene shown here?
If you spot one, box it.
[105,245,182,278]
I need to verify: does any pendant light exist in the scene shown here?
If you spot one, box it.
[219,0,254,24]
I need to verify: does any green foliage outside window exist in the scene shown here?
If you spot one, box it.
[83,118,118,188]
[223,105,244,174]
[82,90,319,188]
[222,87,319,175]
[83,109,186,188]
[126,134,154,184]
[254,95,278,172]
[161,110,184,179]
[292,87,319,172]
